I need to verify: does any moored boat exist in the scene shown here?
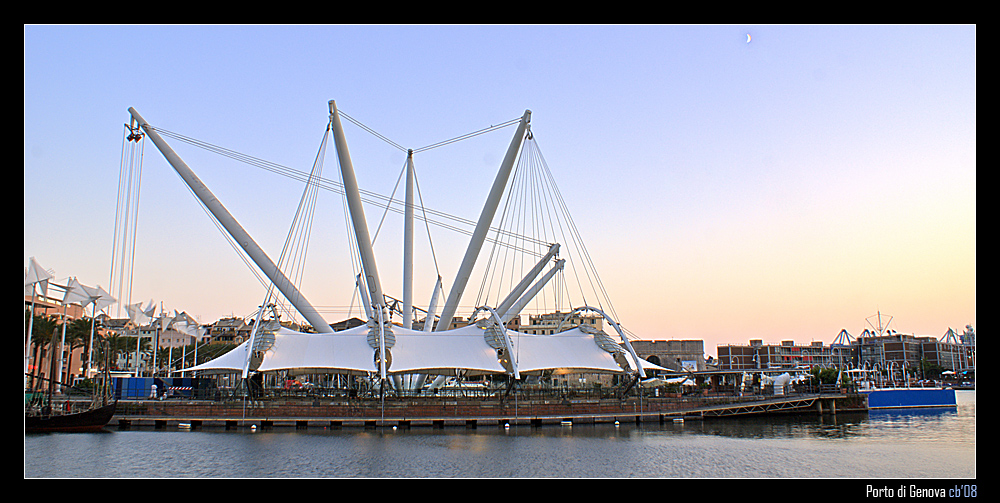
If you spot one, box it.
[25,336,118,433]
[25,402,117,433]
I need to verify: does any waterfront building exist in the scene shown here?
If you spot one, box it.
[97,315,130,334]
[716,327,975,379]
[25,294,87,320]
[157,328,196,349]
[855,329,974,376]
[629,339,706,372]
[717,339,847,371]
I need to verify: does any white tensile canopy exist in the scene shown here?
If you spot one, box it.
[181,324,667,378]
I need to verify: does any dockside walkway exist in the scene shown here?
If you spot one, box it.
[108,392,867,430]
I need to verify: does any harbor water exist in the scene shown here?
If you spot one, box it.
[25,390,975,479]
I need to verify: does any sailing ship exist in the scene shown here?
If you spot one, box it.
[25,261,118,433]
[25,402,117,434]
[25,344,118,433]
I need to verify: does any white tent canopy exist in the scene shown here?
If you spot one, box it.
[180,324,668,378]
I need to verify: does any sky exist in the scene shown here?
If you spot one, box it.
[24,25,976,357]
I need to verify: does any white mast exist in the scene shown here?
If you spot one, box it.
[494,243,560,319]
[403,149,425,391]
[328,101,386,318]
[422,277,442,332]
[127,107,334,333]
[328,100,391,383]
[436,110,531,331]
[500,259,565,324]
[356,274,374,321]
[403,150,414,329]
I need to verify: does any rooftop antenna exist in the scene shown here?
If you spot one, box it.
[866,311,893,337]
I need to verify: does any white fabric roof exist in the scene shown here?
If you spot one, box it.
[509,328,629,374]
[255,326,376,374]
[180,338,252,374]
[180,324,668,377]
[377,325,507,375]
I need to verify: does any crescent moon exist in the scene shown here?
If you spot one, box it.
[746,34,751,43]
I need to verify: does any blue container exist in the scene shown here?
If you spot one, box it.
[113,377,154,399]
[865,388,957,409]
[112,377,211,399]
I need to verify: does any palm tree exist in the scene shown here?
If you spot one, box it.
[25,311,58,391]
[92,332,121,371]
[103,331,149,373]
[156,346,176,375]
[63,317,94,381]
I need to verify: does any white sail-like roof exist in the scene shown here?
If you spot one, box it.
[255,326,375,374]
[181,338,252,374]
[509,327,630,374]
[181,324,668,377]
[377,325,507,375]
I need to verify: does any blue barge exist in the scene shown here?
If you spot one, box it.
[862,387,957,409]
[845,368,959,409]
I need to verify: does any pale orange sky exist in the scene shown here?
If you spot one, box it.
[25,26,976,358]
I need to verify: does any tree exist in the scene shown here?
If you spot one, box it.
[811,367,849,386]
[63,317,93,379]
[99,332,149,372]
[920,358,946,381]
[25,311,59,390]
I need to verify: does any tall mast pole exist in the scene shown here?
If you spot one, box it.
[494,243,559,318]
[127,107,333,333]
[403,150,414,329]
[501,259,565,324]
[328,100,391,383]
[328,101,386,317]
[436,110,531,331]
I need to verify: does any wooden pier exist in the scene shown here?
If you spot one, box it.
[109,392,867,431]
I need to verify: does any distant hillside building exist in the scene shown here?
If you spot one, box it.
[520,311,603,335]
[206,317,252,344]
[412,315,520,332]
[331,317,365,331]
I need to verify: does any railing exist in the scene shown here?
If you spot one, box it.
[109,379,870,408]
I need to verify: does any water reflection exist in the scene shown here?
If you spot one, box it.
[642,413,870,440]
[25,391,975,478]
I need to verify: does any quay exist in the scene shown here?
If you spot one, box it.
[107,392,867,431]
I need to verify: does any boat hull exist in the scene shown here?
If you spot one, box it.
[863,388,957,409]
[25,403,117,433]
